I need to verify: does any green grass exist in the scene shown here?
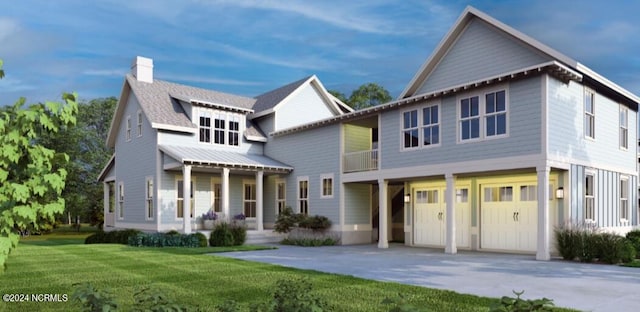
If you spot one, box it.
[621,259,640,267]
[1,235,576,312]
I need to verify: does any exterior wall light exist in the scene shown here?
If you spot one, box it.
[404,194,411,203]
[555,187,564,199]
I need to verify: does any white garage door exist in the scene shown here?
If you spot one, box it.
[414,186,470,248]
[481,183,538,252]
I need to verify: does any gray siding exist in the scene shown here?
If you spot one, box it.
[417,18,551,95]
[344,184,370,224]
[569,164,638,227]
[114,94,157,225]
[382,78,542,169]
[276,83,335,131]
[265,124,341,224]
[548,78,637,173]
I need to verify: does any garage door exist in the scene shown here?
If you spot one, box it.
[481,183,537,252]
[414,185,470,248]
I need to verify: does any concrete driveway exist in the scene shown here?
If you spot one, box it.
[215,244,640,312]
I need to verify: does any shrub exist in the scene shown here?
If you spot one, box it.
[128,232,200,247]
[620,239,637,263]
[575,224,599,263]
[597,232,626,264]
[281,228,339,247]
[274,207,297,233]
[210,222,235,247]
[299,215,331,232]
[275,207,332,234]
[625,229,640,258]
[132,286,190,311]
[382,293,426,312]
[72,282,118,312]
[84,229,142,245]
[165,230,180,235]
[192,232,208,247]
[489,290,554,312]
[554,225,579,260]
[230,222,247,246]
[270,278,330,311]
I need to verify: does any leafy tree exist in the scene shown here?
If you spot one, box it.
[347,82,392,110]
[0,59,78,270]
[329,83,392,110]
[40,98,116,227]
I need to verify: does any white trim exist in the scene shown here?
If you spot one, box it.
[456,84,509,144]
[275,178,286,215]
[136,110,143,137]
[320,173,334,199]
[125,115,132,142]
[399,102,442,151]
[145,176,154,220]
[242,178,257,218]
[170,93,255,114]
[117,181,124,220]
[541,74,548,159]
[175,175,196,220]
[297,176,309,214]
[583,87,596,141]
[584,168,596,222]
[211,177,222,213]
[150,122,198,133]
[620,175,630,222]
[111,222,158,231]
[619,105,629,150]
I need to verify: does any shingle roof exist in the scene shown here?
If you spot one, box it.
[252,76,312,113]
[127,74,256,129]
[244,119,267,142]
[159,145,293,172]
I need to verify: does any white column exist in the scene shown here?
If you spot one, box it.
[222,168,230,221]
[445,173,457,254]
[378,179,389,248]
[256,170,264,231]
[536,166,551,260]
[183,164,192,234]
[103,182,109,218]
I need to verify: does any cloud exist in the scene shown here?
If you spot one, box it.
[83,69,128,77]
[213,42,339,71]
[168,73,264,86]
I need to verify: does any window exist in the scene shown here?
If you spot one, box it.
[214,113,225,145]
[125,116,131,141]
[199,115,211,143]
[620,106,628,149]
[118,182,124,219]
[520,185,537,201]
[276,180,286,215]
[584,89,595,139]
[298,177,309,215]
[422,105,439,146]
[321,174,333,198]
[484,186,513,202]
[460,96,480,141]
[107,182,115,213]
[402,110,419,148]
[458,89,508,142]
[585,172,595,221]
[212,180,222,213]
[145,177,153,219]
[228,115,240,146]
[243,182,256,218]
[485,91,507,137]
[137,111,143,137]
[621,177,629,221]
[177,180,194,219]
[456,188,468,203]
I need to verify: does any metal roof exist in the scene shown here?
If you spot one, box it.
[159,145,293,172]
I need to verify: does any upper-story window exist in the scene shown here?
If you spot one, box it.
[125,116,132,142]
[458,88,508,143]
[584,89,595,139]
[137,111,143,137]
[402,103,440,150]
[619,105,628,149]
[198,109,243,147]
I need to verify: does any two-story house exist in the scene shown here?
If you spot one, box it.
[99,6,638,260]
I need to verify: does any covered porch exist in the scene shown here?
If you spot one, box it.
[159,145,293,234]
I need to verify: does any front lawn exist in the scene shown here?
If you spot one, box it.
[0,236,575,311]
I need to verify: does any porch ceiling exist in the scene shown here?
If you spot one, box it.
[159,145,293,173]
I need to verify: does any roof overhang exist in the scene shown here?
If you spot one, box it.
[159,145,293,173]
[171,93,254,114]
[272,61,581,137]
[152,122,198,134]
[97,154,116,182]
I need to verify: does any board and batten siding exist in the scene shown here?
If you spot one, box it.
[344,184,370,225]
[569,164,638,228]
[275,83,336,131]
[381,77,542,170]
[416,18,551,95]
[547,78,637,173]
[265,124,341,224]
[114,94,157,226]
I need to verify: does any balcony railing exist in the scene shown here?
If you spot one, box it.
[343,149,378,173]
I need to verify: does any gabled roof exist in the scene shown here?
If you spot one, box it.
[250,75,348,118]
[400,6,640,104]
[97,154,115,182]
[159,145,293,172]
[106,75,256,147]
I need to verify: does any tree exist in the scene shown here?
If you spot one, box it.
[39,97,116,228]
[0,59,78,270]
[329,83,392,110]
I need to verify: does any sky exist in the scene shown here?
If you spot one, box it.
[1,0,639,105]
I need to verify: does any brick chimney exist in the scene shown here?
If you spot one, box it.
[131,56,153,83]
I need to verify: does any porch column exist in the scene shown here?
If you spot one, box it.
[445,173,457,254]
[103,182,109,219]
[536,166,551,260]
[256,170,264,231]
[222,168,230,221]
[378,179,389,248]
[183,164,192,234]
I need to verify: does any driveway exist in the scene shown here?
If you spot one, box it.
[215,244,640,312]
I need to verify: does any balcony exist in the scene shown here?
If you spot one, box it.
[343,149,378,173]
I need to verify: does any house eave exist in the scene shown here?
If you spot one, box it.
[171,93,254,114]
[152,122,198,134]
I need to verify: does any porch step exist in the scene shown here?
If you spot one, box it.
[246,230,285,245]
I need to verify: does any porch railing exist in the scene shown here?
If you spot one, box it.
[343,149,378,173]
